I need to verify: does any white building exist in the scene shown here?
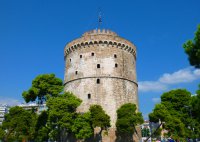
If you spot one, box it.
[18,103,47,114]
[0,105,9,125]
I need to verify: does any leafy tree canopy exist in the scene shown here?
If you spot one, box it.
[47,92,82,141]
[89,105,110,129]
[22,74,63,103]
[35,111,49,141]
[0,126,5,141]
[183,24,200,68]
[142,128,150,137]
[191,85,200,122]
[161,89,191,112]
[116,103,143,134]
[2,106,37,141]
[149,89,200,139]
[72,112,93,140]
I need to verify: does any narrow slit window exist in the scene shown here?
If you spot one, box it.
[97,79,100,84]
[115,63,118,68]
[88,94,91,99]
[70,59,71,62]
[80,55,82,58]
[114,54,117,58]
[97,64,100,68]
[75,71,78,75]
[91,52,94,56]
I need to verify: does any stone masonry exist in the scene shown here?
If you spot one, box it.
[64,29,138,128]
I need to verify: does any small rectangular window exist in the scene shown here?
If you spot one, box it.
[97,64,100,68]
[75,71,78,75]
[88,94,91,99]
[115,63,118,68]
[80,55,82,58]
[97,79,100,84]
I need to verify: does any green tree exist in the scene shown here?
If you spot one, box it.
[35,111,50,141]
[89,105,110,140]
[142,128,150,137]
[72,112,93,140]
[47,92,82,141]
[22,74,63,104]
[0,126,5,141]
[183,24,200,138]
[2,106,37,141]
[161,89,191,111]
[149,89,199,140]
[189,85,200,138]
[116,103,144,134]
[183,24,200,68]
[89,105,110,130]
[191,85,200,121]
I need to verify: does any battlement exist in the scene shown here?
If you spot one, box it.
[82,29,118,37]
[65,29,136,59]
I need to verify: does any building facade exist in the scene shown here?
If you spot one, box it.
[0,105,9,125]
[18,103,47,114]
[64,29,138,127]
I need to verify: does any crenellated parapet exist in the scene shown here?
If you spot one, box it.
[64,29,137,59]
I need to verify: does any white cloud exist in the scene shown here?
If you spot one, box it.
[159,67,200,84]
[152,97,161,103]
[138,67,200,92]
[0,97,21,106]
[138,81,167,92]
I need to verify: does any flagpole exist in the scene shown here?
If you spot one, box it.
[98,9,102,29]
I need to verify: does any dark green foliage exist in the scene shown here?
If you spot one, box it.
[149,89,200,139]
[183,25,200,68]
[35,111,49,141]
[0,126,5,141]
[191,85,200,121]
[161,89,191,111]
[47,92,82,141]
[142,128,150,137]
[2,106,37,141]
[89,105,110,129]
[72,112,93,140]
[149,104,170,123]
[116,103,144,134]
[22,74,63,103]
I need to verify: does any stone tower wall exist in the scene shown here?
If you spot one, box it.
[64,29,138,127]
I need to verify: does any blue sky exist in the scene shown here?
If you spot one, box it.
[0,0,200,119]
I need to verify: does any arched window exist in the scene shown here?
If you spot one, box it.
[91,52,94,56]
[114,54,117,58]
[70,58,71,62]
[115,63,118,68]
[80,55,82,58]
[75,71,78,75]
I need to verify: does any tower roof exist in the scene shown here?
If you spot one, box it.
[82,29,118,37]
